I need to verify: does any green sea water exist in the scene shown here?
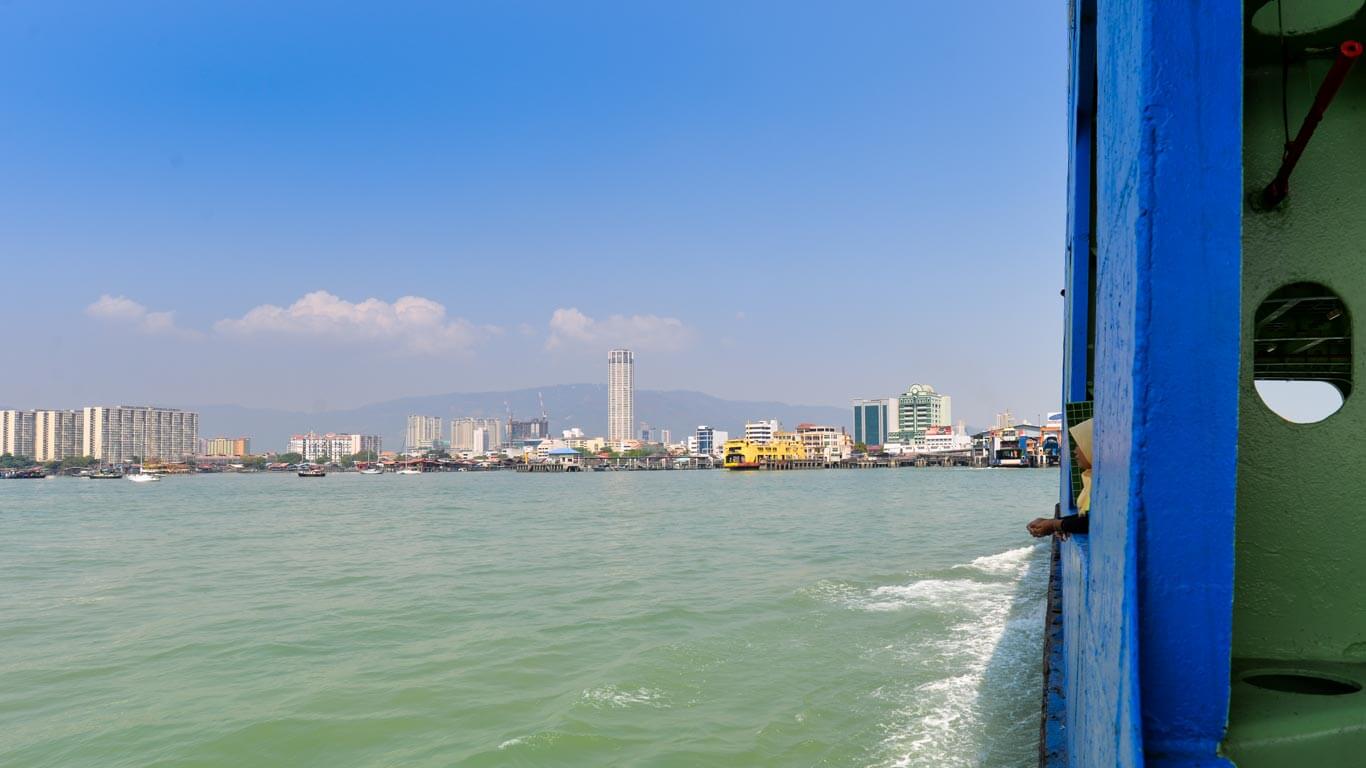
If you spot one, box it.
[1,469,1054,767]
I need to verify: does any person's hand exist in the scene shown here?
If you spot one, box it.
[1027,517,1060,538]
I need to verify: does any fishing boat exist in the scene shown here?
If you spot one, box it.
[88,468,124,479]
[297,465,326,478]
[1044,4,1365,766]
[3,468,47,479]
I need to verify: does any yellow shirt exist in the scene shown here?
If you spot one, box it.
[1077,469,1092,514]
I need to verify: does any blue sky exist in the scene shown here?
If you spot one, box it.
[1,1,1066,425]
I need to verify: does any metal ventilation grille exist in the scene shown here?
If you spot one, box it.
[1064,400,1094,508]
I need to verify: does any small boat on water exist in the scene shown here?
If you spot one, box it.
[359,466,384,475]
[297,465,327,478]
[3,468,47,479]
[395,467,421,475]
[89,468,124,480]
[127,473,160,483]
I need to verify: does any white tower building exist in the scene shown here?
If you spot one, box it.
[608,348,634,444]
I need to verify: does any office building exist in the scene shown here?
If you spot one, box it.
[744,420,780,445]
[205,437,251,457]
[34,409,85,461]
[406,415,444,452]
[852,397,896,447]
[694,425,729,457]
[889,384,952,443]
[608,348,634,444]
[452,417,503,452]
[82,406,199,463]
[287,432,381,462]
[1,410,36,459]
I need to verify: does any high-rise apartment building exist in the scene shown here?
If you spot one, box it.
[406,415,444,451]
[287,432,381,462]
[889,384,952,444]
[451,417,503,453]
[608,348,634,444]
[34,409,85,461]
[205,437,251,457]
[509,417,548,443]
[82,406,199,463]
[744,420,780,445]
[1,410,36,459]
[852,398,896,447]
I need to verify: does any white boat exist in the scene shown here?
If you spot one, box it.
[396,467,422,475]
[127,473,160,483]
[359,467,384,475]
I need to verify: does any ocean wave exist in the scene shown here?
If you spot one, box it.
[580,685,671,709]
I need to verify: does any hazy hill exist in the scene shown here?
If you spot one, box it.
[192,384,850,453]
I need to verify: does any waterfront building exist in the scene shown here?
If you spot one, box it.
[795,423,854,461]
[1,409,36,459]
[888,384,951,444]
[452,417,503,452]
[852,397,896,447]
[922,424,972,452]
[743,420,780,444]
[33,409,85,461]
[205,436,251,457]
[405,415,444,452]
[287,432,381,462]
[82,406,199,464]
[693,426,729,457]
[608,348,634,444]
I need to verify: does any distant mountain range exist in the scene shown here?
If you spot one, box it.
[192,384,852,453]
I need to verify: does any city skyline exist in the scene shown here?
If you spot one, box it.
[0,2,1066,428]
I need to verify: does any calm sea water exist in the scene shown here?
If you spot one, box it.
[1,469,1054,768]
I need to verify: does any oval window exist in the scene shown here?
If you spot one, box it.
[1253,282,1351,423]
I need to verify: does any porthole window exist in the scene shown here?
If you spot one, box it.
[1254,282,1351,423]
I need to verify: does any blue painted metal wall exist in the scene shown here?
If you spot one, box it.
[1056,1,1241,765]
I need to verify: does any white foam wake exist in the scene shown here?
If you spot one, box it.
[825,543,1048,767]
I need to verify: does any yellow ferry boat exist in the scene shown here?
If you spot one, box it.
[721,438,806,470]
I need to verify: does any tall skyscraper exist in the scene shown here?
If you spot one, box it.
[852,398,895,447]
[33,409,85,461]
[0,410,36,459]
[608,348,634,443]
[889,384,952,444]
[82,406,199,463]
[451,417,503,452]
[405,415,444,451]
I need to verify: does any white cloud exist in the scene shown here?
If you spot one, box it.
[85,295,200,339]
[545,307,693,351]
[214,290,490,354]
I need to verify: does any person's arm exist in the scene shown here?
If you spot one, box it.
[1027,503,1088,538]
[1057,515,1088,535]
